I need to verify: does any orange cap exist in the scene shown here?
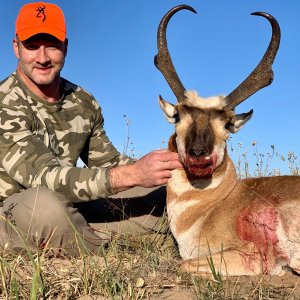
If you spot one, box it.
[16,2,66,41]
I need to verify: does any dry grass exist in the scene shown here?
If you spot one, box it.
[1,230,300,299]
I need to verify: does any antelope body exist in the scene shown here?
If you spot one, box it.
[155,5,300,276]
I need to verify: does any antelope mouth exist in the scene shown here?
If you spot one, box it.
[185,154,217,177]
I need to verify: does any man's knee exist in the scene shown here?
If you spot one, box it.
[2,187,78,247]
[1,187,105,255]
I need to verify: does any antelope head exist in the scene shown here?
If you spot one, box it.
[155,5,280,177]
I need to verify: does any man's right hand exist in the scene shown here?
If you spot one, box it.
[109,149,183,193]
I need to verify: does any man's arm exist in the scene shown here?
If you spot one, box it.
[109,149,182,193]
[82,99,182,192]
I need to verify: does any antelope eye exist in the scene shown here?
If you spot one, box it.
[174,113,180,123]
[225,122,233,130]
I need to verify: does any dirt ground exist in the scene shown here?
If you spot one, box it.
[156,272,300,299]
[74,266,300,299]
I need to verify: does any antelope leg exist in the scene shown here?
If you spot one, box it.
[180,248,286,277]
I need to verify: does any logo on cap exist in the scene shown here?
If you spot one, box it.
[36,5,46,22]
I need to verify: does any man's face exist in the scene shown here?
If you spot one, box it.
[13,33,67,86]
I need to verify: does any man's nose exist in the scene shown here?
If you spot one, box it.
[36,46,50,64]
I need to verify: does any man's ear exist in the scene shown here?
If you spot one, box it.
[64,38,68,57]
[13,37,20,59]
[228,109,253,133]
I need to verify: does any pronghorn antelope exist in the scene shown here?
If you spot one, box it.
[155,5,300,276]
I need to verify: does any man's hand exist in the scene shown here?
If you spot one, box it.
[109,149,183,193]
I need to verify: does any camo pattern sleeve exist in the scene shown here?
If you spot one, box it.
[0,72,133,204]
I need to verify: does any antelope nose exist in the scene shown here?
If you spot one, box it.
[188,148,209,158]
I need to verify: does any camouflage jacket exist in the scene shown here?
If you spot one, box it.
[0,72,133,205]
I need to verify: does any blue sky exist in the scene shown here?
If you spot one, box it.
[0,1,299,175]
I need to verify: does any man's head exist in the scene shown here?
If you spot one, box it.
[13,2,68,93]
[15,2,66,42]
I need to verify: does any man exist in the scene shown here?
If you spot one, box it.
[0,2,182,255]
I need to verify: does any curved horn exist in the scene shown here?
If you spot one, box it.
[154,5,197,103]
[224,12,281,110]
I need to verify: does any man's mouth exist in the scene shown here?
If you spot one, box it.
[36,67,52,72]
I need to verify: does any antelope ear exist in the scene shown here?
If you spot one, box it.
[228,109,253,133]
[158,95,178,124]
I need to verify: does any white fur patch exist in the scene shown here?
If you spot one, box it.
[271,218,289,275]
[167,198,198,236]
[177,218,207,259]
[167,197,210,259]
[276,201,300,272]
[213,143,227,170]
[168,162,228,196]
[184,90,226,110]
[168,203,214,259]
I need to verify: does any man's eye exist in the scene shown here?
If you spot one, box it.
[24,44,39,50]
[46,42,60,49]
[47,46,58,50]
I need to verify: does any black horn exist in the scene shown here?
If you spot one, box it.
[224,12,281,110]
[154,5,197,103]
